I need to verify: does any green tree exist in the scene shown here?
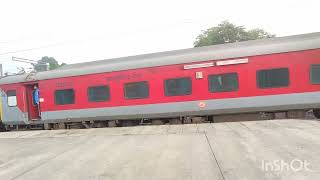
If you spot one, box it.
[194,21,275,47]
[33,56,66,72]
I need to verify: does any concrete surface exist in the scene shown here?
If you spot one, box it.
[0,119,319,180]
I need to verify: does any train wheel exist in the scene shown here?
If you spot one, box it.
[0,123,5,132]
[313,109,320,119]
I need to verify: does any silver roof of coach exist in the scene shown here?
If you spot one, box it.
[1,32,320,85]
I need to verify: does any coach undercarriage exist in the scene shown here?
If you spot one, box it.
[2,109,319,131]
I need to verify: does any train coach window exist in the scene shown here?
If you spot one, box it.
[311,64,320,84]
[124,81,149,99]
[165,77,192,96]
[209,73,238,92]
[7,90,17,107]
[55,89,75,105]
[88,86,110,102]
[257,68,289,89]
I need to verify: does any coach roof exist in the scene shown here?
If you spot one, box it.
[1,32,320,85]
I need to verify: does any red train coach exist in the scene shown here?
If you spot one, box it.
[1,32,320,130]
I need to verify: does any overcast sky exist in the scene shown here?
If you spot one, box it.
[0,0,319,73]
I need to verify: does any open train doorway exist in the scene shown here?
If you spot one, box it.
[25,84,41,121]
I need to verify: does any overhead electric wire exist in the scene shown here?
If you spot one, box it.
[0,19,201,57]
[0,42,68,56]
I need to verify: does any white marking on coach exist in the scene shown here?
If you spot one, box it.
[216,58,249,66]
[195,72,203,79]
[183,62,215,70]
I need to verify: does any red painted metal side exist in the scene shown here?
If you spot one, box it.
[1,49,320,114]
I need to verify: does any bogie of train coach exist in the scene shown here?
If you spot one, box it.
[314,109,320,119]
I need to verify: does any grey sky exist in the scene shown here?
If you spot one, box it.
[0,0,319,73]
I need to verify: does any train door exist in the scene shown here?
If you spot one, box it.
[25,84,41,121]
